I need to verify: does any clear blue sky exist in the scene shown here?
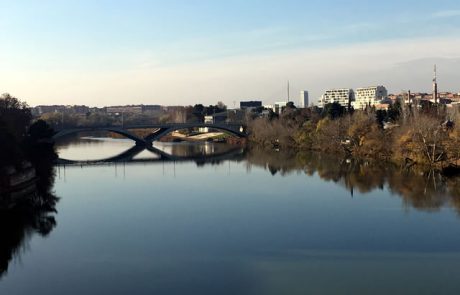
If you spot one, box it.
[0,0,459,106]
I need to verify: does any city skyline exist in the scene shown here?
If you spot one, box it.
[0,0,459,106]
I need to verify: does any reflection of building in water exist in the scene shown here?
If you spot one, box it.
[171,144,202,157]
[204,142,215,155]
[169,143,216,157]
[167,143,237,158]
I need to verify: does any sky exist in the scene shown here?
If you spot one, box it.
[0,0,459,107]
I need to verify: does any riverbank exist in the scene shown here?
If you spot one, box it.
[246,105,460,170]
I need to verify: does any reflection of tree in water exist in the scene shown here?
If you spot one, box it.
[245,147,460,212]
[0,163,58,279]
[446,177,460,213]
[245,147,303,177]
[386,170,448,211]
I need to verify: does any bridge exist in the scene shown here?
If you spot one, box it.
[53,123,246,146]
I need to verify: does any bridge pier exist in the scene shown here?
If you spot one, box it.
[135,140,150,147]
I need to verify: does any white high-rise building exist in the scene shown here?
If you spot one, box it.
[318,88,354,107]
[353,86,388,110]
[299,91,309,108]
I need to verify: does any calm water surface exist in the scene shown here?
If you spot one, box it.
[2,137,460,294]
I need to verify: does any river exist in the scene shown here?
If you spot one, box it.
[1,136,460,294]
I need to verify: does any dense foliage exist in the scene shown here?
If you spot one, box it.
[0,93,57,167]
[248,101,460,167]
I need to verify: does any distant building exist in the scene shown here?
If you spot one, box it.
[73,105,89,114]
[374,103,390,111]
[318,88,354,108]
[299,91,309,108]
[142,105,162,113]
[226,109,245,123]
[204,111,228,124]
[353,86,388,110]
[33,105,66,115]
[259,109,272,118]
[263,104,274,110]
[106,106,143,114]
[274,101,288,114]
[388,94,398,102]
[439,98,453,105]
[240,101,262,109]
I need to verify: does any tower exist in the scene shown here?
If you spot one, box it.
[299,90,309,108]
[433,65,438,104]
[287,80,290,102]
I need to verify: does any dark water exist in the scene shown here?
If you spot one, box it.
[2,137,460,294]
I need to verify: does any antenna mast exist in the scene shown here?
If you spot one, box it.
[287,80,290,102]
[433,64,438,104]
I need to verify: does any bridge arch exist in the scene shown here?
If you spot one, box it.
[53,127,147,145]
[143,123,246,143]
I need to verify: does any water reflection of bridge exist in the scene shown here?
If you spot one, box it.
[56,145,246,165]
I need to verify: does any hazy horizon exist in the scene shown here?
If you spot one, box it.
[1,0,459,107]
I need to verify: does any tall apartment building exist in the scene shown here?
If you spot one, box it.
[353,86,388,110]
[299,91,309,108]
[318,88,354,107]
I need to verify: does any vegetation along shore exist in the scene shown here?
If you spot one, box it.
[247,101,460,170]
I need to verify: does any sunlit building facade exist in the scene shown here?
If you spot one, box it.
[318,88,354,108]
[353,86,388,110]
[299,91,309,108]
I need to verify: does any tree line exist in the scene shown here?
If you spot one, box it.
[0,95,58,278]
[0,93,57,167]
[247,101,460,168]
